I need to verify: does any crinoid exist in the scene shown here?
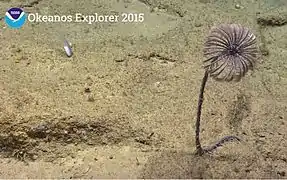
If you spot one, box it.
[195,24,258,155]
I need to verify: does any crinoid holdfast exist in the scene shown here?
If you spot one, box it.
[195,24,258,155]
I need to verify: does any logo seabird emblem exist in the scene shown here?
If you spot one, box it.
[5,8,26,29]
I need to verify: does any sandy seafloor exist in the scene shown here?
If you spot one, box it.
[0,0,286,178]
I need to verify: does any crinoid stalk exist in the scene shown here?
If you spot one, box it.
[195,24,258,155]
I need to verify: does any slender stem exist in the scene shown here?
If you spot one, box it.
[194,71,241,155]
[195,70,209,155]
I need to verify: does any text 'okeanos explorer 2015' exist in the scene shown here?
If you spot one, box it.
[27,12,145,24]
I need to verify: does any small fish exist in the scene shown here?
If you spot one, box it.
[64,39,73,57]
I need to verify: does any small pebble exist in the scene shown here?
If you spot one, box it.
[235,4,241,9]
[64,39,73,57]
[31,155,38,160]
[155,81,161,87]
[87,95,95,102]
[114,58,125,62]
[194,22,202,27]
[84,87,91,93]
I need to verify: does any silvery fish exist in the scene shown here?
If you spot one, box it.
[64,39,73,57]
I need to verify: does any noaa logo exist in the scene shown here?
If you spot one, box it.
[5,8,26,29]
